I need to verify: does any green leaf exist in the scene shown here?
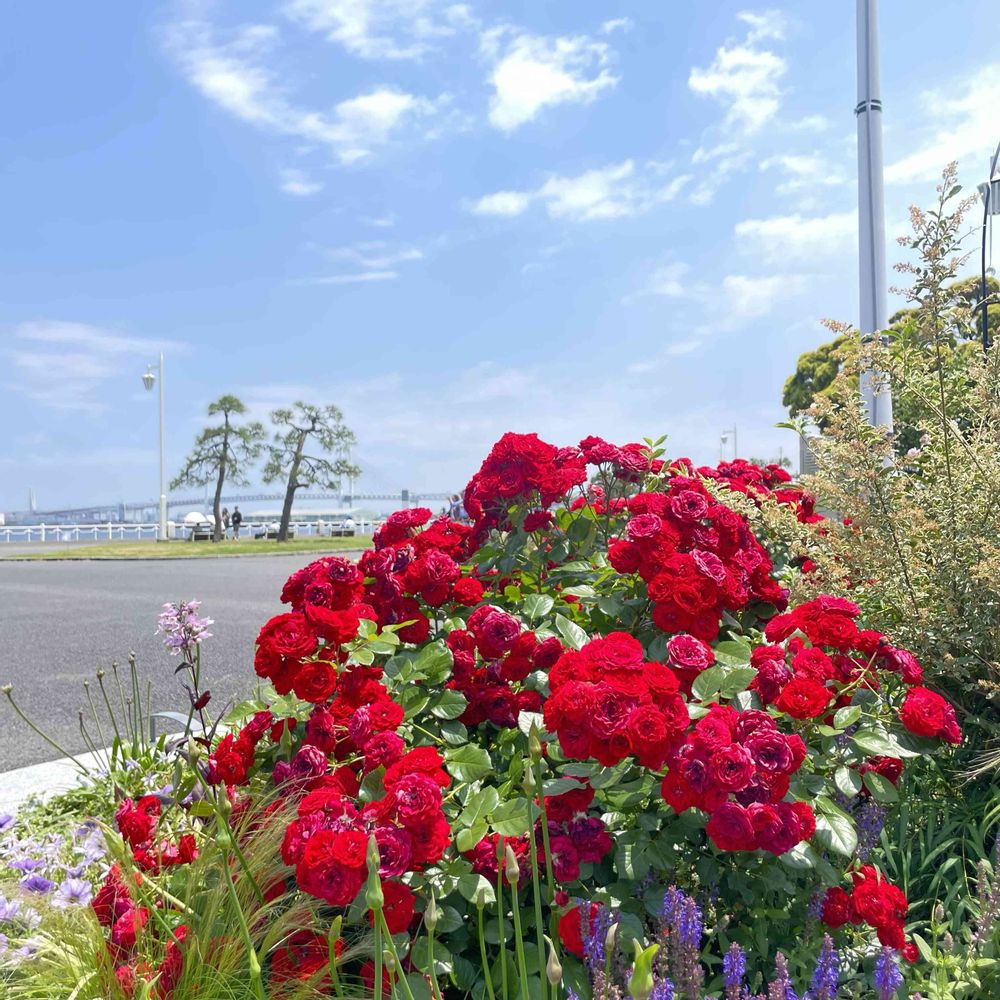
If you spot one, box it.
[851,730,899,756]
[459,787,500,828]
[490,798,532,836]
[692,666,725,701]
[597,596,624,617]
[445,745,493,783]
[554,613,588,651]
[833,765,863,798]
[779,842,819,870]
[429,690,468,720]
[718,667,757,699]
[863,771,899,803]
[456,822,488,852]
[714,640,752,666]
[542,777,587,796]
[457,873,495,905]
[522,594,555,621]
[814,814,858,858]
[833,705,862,730]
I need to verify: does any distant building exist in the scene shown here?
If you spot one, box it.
[799,436,820,476]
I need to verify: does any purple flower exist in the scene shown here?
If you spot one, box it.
[19,875,54,894]
[157,600,213,655]
[583,903,613,970]
[677,895,703,948]
[8,858,45,873]
[873,948,902,1000]
[808,935,839,1000]
[855,799,887,862]
[650,980,674,1000]
[0,814,14,833]
[52,878,93,908]
[723,942,746,999]
[0,895,21,922]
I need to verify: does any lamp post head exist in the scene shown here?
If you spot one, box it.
[142,369,156,391]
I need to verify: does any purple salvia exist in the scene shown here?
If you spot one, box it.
[807,935,839,1000]
[651,979,675,1000]
[723,942,746,1000]
[768,953,799,1000]
[855,799,887,862]
[585,905,613,970]
[872,948,902,999]
[972,841,1000,947]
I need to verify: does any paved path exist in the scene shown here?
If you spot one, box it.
[0,554,352,771]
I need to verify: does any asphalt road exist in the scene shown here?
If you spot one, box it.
[0,554,353,770]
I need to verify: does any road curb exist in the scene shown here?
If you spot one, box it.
[0,750,107,816]
[0,550,369,563]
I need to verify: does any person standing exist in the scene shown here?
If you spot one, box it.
[221,507,230,539]
[231,505,243,539]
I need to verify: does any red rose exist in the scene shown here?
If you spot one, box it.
[774,677,832,719]
[115,796,160,848]
[821,887,858,929]
[257,612,317,660]
[296,832,365,906]
[899,686,947,738]
[708,744,755,792]
[452,577,485,606]
[558,902,603,958]
[608,539,641,574]
[329,829,368,869]
[391,772,443,827]
[588,683,633,739]
[369,880,415,934]
[292,660,338,703]
[706,802,756,852]
[584,632,645,671]
[305,605,361,647]
[469,607,522,658]
[626,705,671,768]
[666,634,714,670]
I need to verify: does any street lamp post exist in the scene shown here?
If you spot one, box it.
[978,141,1000,354]
[856,0,894,435]
[142,353,167,541]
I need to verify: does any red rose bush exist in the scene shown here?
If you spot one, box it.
[84,432,961,997]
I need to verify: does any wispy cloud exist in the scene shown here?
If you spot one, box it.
[688,9,787,134]
[294,241,424,285]
[481,26,620,132]
[280,167,323,195]
[885,61,1000,184]
[600,18,634,36]
[470,161,690,222]
[165,14,447,166]
[282,0,472,60]
[6,321,186,414]
[733,210,856,264]
[759,153,847,194]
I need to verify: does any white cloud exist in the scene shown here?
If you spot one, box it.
[790,114,830,133]
[759,153,847,194]
[885,62,1000,185]
[722,273,808,321]
[294,241,424,284]
[626,261,693,301]
[600,18,634,35]
[688,10,787,133]
[280,168,323,196]
[283,0,470,60]
[471,161,690,223]
[298,271,399,285]
[6,322,186,413]
[166,16,445,166]
[470,190,532,217]
[734,210,856,263]
[481,28,619,132]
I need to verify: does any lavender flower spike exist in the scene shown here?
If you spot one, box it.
[723,942,746,1000]
[873,948,903,1000]
[808,935,839,1000]
[157,600,213,655]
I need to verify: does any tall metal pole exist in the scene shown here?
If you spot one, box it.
[158,351,167,541]
[855,0,894,433]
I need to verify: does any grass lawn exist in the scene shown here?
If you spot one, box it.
[1,536,372,560]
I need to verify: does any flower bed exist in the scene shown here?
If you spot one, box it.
[1,432,990,1000]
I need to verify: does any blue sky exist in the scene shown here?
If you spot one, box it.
[1,1,997,512]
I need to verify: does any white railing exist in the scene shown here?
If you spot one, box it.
[0,521,376,544]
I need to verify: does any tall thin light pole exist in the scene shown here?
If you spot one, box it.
[855,0,894,434]
[980,142,1000,354]
[142,354,167,541]
[158,351,166,541]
